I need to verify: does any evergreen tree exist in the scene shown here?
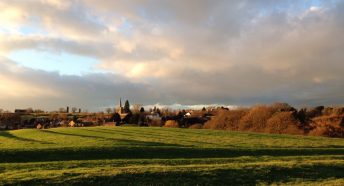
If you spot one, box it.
[124,100,131,113]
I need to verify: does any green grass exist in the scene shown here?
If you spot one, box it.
[0,126,344,185]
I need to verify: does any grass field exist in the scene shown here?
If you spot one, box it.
[0,126,344,185]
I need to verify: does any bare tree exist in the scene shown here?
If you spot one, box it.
[72,107,77,113]
[59,108,66,113]
[105,108,112,114]
[132,104,142,114]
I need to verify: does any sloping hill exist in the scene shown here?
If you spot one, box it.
[0,126,344,185]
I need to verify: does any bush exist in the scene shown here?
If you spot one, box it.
[129,113,140,124]
[148,119,162,127]
[333,107,344,115]
[309,125,344,137]
[188,124,203,129]
[238,105,274,132]
[322,107,344,116]
[305,107,324,118]
[204,109,248,130]
[201,103,344,137]
[271,102,296,112]
[164,120,179,128]
[265,112,303,135]
[340,117,344,128]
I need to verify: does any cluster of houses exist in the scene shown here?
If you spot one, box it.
[0,99,227,130]
[0,108,105,130]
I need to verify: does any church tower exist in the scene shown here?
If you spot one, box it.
[119,98,124,114]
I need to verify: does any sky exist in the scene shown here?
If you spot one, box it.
[0,0,344,111]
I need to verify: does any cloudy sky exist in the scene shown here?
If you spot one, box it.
[0,0,343,111]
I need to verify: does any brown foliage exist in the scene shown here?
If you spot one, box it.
[270,102,296,112]
[322,107,344,116]
[164,120,179,128]
[203,109,248,130]
[305,106,324,119]
[188,124,203,129]
[311,115,344,127]
[309,125,344,137]
[148,119,162,127]
[265,112,303,135]
[203,103,344,137]
[238,105,275,132]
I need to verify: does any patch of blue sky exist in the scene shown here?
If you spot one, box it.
[300,0,329,11]
[8,49,102,76]
[18,16,49,35]
[256,0,327,18]
[117,17,133,37]
[18,25,49,35]
[0,27,11,34]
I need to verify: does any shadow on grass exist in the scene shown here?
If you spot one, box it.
[84,128,221,147]
[1,145,344,163]
[0,131,53,144]
[7,163,344,185]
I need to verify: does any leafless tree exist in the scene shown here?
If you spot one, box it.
[132,104,142,114]
[72,107,78,113]
[59,108,66,113]
[105,108,112,114]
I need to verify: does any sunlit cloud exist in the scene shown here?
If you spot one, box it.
[0,0,343,111]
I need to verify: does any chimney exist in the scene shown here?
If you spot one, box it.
[66,106,69,113]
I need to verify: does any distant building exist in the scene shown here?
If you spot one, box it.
[184,112,192,117]
[119,98,125,114]
[117,98,128,120]
[147,112,161,120]
[14,109,30,114]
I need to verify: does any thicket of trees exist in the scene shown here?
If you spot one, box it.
[204,103,344,137]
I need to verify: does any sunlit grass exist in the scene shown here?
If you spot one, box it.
[0,126,343,185]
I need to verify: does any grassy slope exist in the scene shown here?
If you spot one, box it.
[0,126,344,185]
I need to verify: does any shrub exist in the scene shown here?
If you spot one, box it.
[305,106,324,119]
[333,107,344,115]
[265,112,303,135]
[322,107,334,116]
[322,107,344,116]
[164,120,179,128]
[203,109,248,130]
[129,113,140,124]
[238,105,274,132]
[309,125,344,137]
[340,117,344,128]
[148,119,162,127]
[188,124,203,129]
[271,102,296,112]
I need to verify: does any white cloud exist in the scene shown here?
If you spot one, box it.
[143,103,238,111]
[310,6,320,12]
